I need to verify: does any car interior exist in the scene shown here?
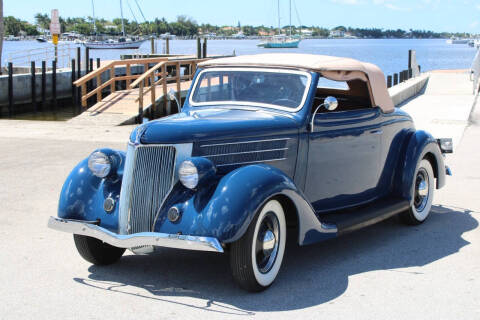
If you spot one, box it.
[313,77,374,113]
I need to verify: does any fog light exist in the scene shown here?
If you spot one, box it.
[104,197,115,213]
[168,207,181,223]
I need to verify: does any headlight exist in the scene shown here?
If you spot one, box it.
[88,151,111,178]
[178,157,216,189]
[179,160,199,189]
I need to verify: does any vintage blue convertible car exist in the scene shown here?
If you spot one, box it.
[49,54,452,292]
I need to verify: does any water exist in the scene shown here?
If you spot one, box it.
[3,39,476,75]
[2,38,476,121]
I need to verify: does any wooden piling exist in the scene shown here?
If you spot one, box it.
[41,61,46,110]
[85,48,89,73]
[31,61,37,113]
[387,75,392,88]
[52,60,57,109]
[202,38,207,58]
[8,62,13,118]
[96,58,100,69]
[151,37,155,54]
[76,48,81,108]
[89,58,93,72]
[166,38,170,54]
[71,59,76,106]
[197,37,201,59]
[393,73,398,86]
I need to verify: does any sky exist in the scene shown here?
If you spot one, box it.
[3,0,480,33]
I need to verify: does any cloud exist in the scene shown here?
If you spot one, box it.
[372,0,410,11]
[470,21,479,28]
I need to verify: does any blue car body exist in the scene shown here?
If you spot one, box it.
[56,63,447,249]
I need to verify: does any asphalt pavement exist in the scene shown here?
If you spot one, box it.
[0,111,479,319]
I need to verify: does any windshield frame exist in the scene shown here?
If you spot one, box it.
[188,67,312,112]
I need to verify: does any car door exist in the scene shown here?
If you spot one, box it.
[304,107,383,212]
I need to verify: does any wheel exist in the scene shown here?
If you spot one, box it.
[401,159,435,225]
[230,199,286,292]
[73,235,125,265]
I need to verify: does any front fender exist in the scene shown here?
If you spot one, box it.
[154,164,337,244]
[57,151,125,232]
[399,130,446,200]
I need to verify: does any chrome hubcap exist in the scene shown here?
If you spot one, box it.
[255,212,280,274]
[414,169,429,211]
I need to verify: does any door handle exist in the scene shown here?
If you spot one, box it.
[370,129,383,135]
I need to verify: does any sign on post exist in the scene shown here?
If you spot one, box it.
[49,9,61,35]
[50,9,60,61]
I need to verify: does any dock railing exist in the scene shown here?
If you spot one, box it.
[471,50,480,95]
[129,58,209,117]
[73,57,169,107]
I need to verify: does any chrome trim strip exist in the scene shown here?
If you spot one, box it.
[48,217,224,253]
[200,138,290,148]
[215,157,287,167]
[204,147,288,157]
[188,67,312,112]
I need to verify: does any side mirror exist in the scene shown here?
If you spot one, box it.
[324,96,338,111]
[167,88,181,111]
[167,88,176,101]
[309,96,338,132]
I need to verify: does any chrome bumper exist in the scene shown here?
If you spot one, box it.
[48,217,224,253]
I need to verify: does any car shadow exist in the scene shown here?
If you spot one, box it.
[74,205,477,314]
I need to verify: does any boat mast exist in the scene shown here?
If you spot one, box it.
[289,0,292,36]
[120,0,126,37]
[91,0,97,34]
[277,0,281,35]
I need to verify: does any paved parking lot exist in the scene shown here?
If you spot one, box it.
[0,117,479,319]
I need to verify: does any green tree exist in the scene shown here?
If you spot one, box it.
[34,13,50,30]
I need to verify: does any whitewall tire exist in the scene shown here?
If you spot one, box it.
[230,199,287,292]
[401,159,435,225]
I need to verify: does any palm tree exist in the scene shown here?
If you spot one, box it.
[0,0,3,74]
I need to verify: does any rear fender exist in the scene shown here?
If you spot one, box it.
[397,130,446,200]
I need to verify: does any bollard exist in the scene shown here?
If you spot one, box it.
[387,75,392,88]
[166,38,170,54]
[202,38,207,58]
[71,59,76,106]
[52,60,57,109]
[41,61,46,111]
[8,62,13,118]
[197,37,201,59]
[393,73,398,85]
[31,61,37,113]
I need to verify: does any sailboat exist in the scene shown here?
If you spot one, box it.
[258,0,301,48]
[84,0,146,50]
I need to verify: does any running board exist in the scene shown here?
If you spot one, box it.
[319,198,410,236]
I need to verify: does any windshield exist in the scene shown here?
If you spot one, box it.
[190,68,311,110]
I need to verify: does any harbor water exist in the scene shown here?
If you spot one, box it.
[1,38,477,121]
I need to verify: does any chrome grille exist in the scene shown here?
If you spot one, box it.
[119,144,176,234]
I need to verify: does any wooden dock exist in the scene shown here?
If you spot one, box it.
[69,57,207,126]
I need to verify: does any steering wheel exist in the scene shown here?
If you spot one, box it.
[271,98,297,106]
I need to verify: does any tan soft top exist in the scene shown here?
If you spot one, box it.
[199,53,394,113]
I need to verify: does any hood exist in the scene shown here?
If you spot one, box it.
[133,107,300,144]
